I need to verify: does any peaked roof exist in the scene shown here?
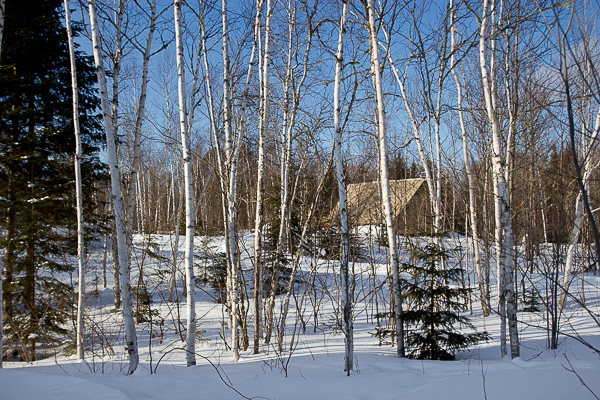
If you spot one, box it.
[344,178,427,226]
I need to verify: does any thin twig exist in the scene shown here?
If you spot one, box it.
[154,347,271,400]
[562,355,599,400]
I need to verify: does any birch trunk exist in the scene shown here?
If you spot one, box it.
[126,0,157,244]
[222,0,242,360]
[198,6,227,241]
[264,8,296,344]
[168,158,183,302]
[450,0,487,316]
[110,0,125,246]
[385,45,438,229]
[266,0,315,345]
[108,0,127,306]
[64,0,85,361]
[561,108,600,309]
[111,204,122,309]
[219,0,263,359]
[136,171,145,234]
[479,0,518,359]
[174,0,196,367]
[366,0,404,358]
[102,232,108,289]
[198,3,230,334]
[87,0,138,374]
[253,0,274,355]
[382,9,448,234]
[333,0,352,374]
[432,22,448,235]
[232,0,262,354]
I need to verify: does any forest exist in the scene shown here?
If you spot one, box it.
[1,0,600,399]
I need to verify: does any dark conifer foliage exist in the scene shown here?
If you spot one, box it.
[0,0,103,361]
[402,235,490,360]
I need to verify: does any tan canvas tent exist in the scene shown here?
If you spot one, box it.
[332,178,430,234]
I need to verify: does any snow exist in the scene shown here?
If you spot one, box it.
[2,233,600,400]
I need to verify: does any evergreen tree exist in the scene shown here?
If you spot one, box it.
[402,236,490,360]
[0,0,103,361]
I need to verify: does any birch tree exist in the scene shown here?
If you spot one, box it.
[98,0,127,310]
[366,0,404,358]
[558,40,600,311]
[220,0,239,360]
[64,0,86,361]
[449,0,489,316]
[174,0,196,367]
[561,105,600,310]
[383,5,447,236]
[479,0,518,359]
[126,0,159,261]
[265,0,317,345]
[219,0,264,361]
[252,0,274,355]
[87,0,139,374]
[264,1,299,344]
[333,0,353,374]
[198,1,229,319]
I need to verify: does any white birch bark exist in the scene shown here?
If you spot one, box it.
[221,0,240,361]
[136,171,145,234]
[108,0,129,305]
[102,232,108,289]
[110,0,125,223]
[253,0,274,355]
[266,1,314,345]
[366,0,404,357]
[126,0,157,245]
[479,0,518,359]
[64,0,86,361]
[218,0,233,327]
[539,175,548,244]
[432,25,448,235]
[198,4,230,334]
[224,0,263,359]
[333,0,352,373]
[384,41,438,229]
[174,0,196,366]
[450,0,488,316]
[87,0,138,374]
[264,6,296,344]
[381,8,448,235]
[110,201,122,310]
[168,155,183,302]
[561,107,600,309]
[198,4,227,236]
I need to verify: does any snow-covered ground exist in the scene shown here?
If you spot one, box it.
[2,232,600,400]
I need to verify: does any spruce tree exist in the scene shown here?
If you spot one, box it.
[402,236,490,360]
[0,0,103,361]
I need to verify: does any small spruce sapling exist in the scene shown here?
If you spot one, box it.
[195,238,228,304]
[402,234,490,360]
[520,287,542,313]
